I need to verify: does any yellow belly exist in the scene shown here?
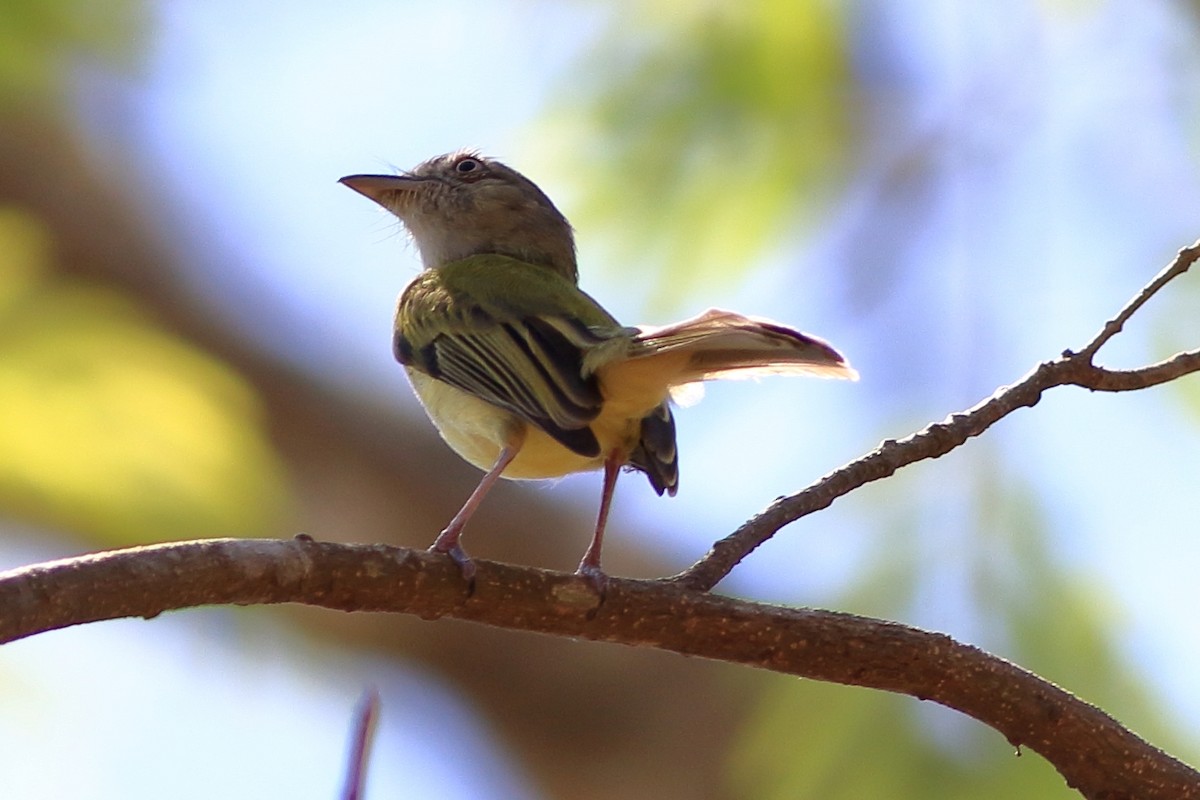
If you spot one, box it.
[406,366,670,480]
[407,370,600,479]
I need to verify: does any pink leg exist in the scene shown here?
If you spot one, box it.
[431,445,518,581]
[576,451,622,589]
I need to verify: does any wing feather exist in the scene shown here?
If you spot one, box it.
[397,260,629,458]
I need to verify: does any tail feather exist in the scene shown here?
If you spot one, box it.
[631,309,858,383]
[628,401,679,496]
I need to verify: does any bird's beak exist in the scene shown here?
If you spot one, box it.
[338,173,422,208]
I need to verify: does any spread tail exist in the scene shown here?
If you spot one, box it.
[631,309,858,383]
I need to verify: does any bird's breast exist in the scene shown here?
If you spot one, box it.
[407,369,609,480]
[406,348,686,481]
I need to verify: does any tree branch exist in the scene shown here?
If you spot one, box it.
[0,538,1196,799]
[4,242,1199,798]
[673,240,1200,592]
[1076,242,1197,358]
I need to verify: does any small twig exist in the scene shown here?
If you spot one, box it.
[341,688,380,800]
[1076,240,1199,359]
[674,240,1200,592]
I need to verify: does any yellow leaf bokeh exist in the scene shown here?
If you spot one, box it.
[0,208,290,544]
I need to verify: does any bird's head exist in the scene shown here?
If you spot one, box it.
[341,151,578,282]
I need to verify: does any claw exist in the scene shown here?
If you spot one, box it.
[574,561,608,599]
[431,541,477,593]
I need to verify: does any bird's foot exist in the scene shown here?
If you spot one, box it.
[430,540,477,590]
[574,561,609,599]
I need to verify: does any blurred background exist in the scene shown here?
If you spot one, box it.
[1,0,1198,797]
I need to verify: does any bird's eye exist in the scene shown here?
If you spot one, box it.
[455,158,480,174]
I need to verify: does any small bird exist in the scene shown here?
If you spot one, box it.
[341,151,856,586]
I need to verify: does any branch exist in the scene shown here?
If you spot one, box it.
[4,244,1197,797]
[674,240,1200,592]
[0,538,1196,799]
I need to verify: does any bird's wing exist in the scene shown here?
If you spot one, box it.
[395,256,630,458]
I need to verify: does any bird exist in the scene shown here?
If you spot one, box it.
[340,150,856,587]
